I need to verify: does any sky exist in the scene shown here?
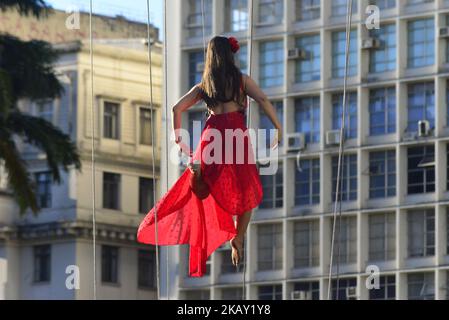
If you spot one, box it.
[45,0,163,36]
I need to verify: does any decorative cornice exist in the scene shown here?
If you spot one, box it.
[0,220,146,246]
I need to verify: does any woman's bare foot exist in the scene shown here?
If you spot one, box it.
[230,236,243,267]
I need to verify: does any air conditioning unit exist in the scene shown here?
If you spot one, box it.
[361,37,382,50]
[417,120,430,137]
[286,132,305,152]
[291,290,312,300]
[287,48,310,60]
[196,62,205,73]
[346,286,357,300]
[440,27,449,38]
[326,130,341,146]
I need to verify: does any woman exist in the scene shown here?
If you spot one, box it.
[137,36,283,277]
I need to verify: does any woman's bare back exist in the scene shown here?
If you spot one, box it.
[208,100,244,115]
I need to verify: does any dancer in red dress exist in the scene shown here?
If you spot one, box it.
[137,36,283,277]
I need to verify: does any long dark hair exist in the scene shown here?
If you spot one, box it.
[199,36,245,111]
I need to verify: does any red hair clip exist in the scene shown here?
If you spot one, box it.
[228,37,240,53]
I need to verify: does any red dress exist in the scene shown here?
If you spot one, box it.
[137,83,263,277]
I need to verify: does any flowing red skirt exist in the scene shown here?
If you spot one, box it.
[137,110,263,277]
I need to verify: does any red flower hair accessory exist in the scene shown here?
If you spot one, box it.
[228,36,240,53]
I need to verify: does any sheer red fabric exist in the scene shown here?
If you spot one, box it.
[137,110,263,277]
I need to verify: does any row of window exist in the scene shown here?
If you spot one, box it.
[188,16,449,88]
[259,144,439,209]
[248,209,441,273]
[187,81,446,140]
[184,271,446,300]
[103,102,155,144]
[34,100,155,145]
[34,171,154,213]
[33,245,156,289]
[187,0,431,37]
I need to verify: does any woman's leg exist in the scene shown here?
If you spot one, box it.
[230,210,252,266]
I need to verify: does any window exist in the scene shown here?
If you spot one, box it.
[295,34,320,82]
[294,220,319,268]
[140,107,154,145]
[259,40,284,88]
[369,87,396,135]
[103,172,121,210]
[408,273,435,300]
[446,16,449,64]
[225,0,248,32]
[35,172,52,209]
[447,80,449,126]
[332,154,357,202]
[332,30,357,78]
[258,285,282,300]
[258,0,283,25]
[36,100,53,123]
[407,82,435,133]
[408,18,435,68]
[102,245,119,284]
[369,24,396,73]
[295,159,320,206]
[369,275,396,300]
[188,110,207,153]
[408,209,435,257]
[33,245,51,283]
[331,278,357,300]
[188,51,204,88]
[369,213,396,261]
[295,96,320,143]
[447,209,449,255]
[369,151,396,199]
[222,288,243,300]
[187,0,212,38]
[369,0,396,10]
[260,162,283,209]
[139,177,154,214]
[257,223,283,271]
[260,101,283,148]
[330,216,357,264]
[103,101,120,139]
[332,0,357,17]
[138,250,156,289]
[407,146,435,194]
[295,0,320,21]
[293,282,320,300]
[237,44,248,74]
[407,0,434,6]
[332,92,357,139]
[185,290,210,300]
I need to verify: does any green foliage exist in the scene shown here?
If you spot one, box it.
[0,0,81,215]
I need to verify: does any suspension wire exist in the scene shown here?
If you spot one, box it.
[240,0,255,301]
[163,0,170,300]
[201,0,207,57]
[327,0,354,300]
[145,0,161,301]
[88,0,97,301]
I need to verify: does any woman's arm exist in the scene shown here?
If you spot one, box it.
[172,84,202,144]
[242,74,283,148]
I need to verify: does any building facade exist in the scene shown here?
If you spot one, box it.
[0,7,157,43]
[0,38,162,299]
[164,0,449,300]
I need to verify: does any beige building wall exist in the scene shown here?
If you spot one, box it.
[0,7,157,43]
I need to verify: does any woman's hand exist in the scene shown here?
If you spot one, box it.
[270,127,282,150]
[175,134,192,158]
